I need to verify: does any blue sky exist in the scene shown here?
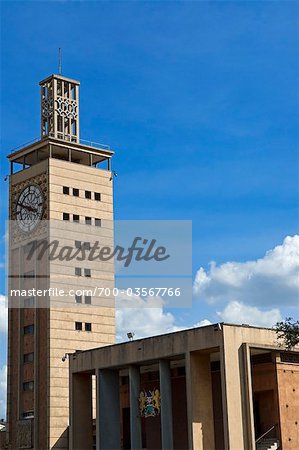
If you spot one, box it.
[0,1,298,409]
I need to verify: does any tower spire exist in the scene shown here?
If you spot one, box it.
[58,48,62,75]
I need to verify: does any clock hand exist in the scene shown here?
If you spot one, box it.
[17,202,37,213]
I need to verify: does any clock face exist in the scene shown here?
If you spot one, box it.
[16,185,43,232]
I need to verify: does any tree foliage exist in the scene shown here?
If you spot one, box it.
[275,317,299,350]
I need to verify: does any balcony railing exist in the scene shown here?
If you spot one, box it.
[10,133,111,154]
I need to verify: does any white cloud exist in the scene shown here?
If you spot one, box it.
[193,235,299,307]
[0,365,7,420]
[0,296,7,334]
[217,301,281,328]
[193,319,212,327]
[116,293,210,342]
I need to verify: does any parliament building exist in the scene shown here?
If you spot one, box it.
[3,74,299,450]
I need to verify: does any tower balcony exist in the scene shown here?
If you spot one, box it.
[7,134,114,175]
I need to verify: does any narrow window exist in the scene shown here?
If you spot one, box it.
[57,80,62,96]
[75,267,82,276]
[83,242,91,251]
[24,353,34,363]
[71,84,76,100]
[71,120,76,136]
[23,381,34,392]
[63,213,70,221]
[85,217,92,225]
[85,323,92,332]
[85,296,91,305]
[94,192,101,201]
[75,240,81,249]
[75,322,82,331]
[73,214,80,223]
[73,188,79,197]
[63,186,69,195]
[85,190,91,199]
[95,218,101,227]
[75,295,82,304]
[24,325,34,335]
[58,116,63,133]
[84,268,91,278]
[22,411,34,419]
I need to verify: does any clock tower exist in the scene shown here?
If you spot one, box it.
[6,74,116,449]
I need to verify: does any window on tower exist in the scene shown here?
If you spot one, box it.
[85,190,91,199]
[85,323,92,332]
[63,213,70,221]
[63,186,69,195]
[84,268,91,277]
[75,295,82,303]
[58,116,63,133]
[75,321,83,331]
[23,381,34,392]
[73,188,79,197]
[23,353,34,364]
[73,214,80,223]
[75,267,82,276]
[95,218,102,227]
[75,240,81,249]
[24,325,34,335]
[57,80,62,96]
[85,295,91,304]
[85,216,92,225]
[22,411,34,420]
[94,192,101,201]
[71,120,76,137]
[71,84,76,100]
[83,242,91,251]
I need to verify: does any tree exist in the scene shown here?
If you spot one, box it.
[275,317,299,350]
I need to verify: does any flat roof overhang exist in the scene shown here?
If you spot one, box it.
[70,325,224,374]
[7,137,114,167]
[39,74,80,86]
[69,323,297,375]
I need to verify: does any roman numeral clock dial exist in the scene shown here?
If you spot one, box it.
[16,184,43,232]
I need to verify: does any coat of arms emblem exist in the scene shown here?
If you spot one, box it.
[139,389,161,418]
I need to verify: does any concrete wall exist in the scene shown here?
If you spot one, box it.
[48,158,115,449]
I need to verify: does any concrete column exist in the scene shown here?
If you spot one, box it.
[159,359,174,450]
[242,344,255,450]
[70,372,93,450]
[220,335,252,450]
[96,368,121,450]
[129,365,142,450]
[185,351,215,450]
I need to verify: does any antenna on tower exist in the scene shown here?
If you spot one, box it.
[58,48,62,75]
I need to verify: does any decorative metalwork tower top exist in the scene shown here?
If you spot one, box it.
[39,74,80,142]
